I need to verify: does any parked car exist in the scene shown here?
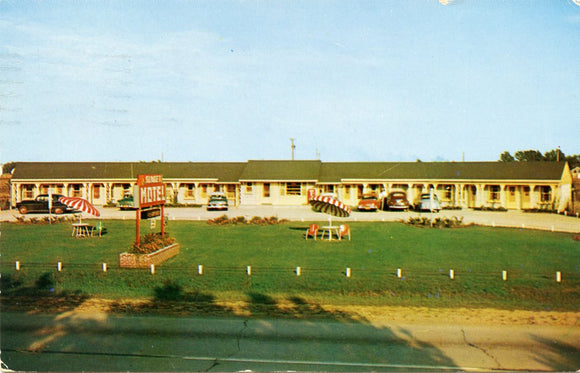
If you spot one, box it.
[16,194,72,214]
[386,191,410,211]
[415,193,441,212]
[357,193,380,211]
[207,192,228,211]
[118,194,137,210]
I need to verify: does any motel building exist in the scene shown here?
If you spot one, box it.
[7,160,575,212]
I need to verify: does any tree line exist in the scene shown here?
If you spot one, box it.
[499,149,579,169]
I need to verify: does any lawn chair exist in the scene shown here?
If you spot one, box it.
[305,224,319,240]
[92,221,106,237]
[339,224,351,240]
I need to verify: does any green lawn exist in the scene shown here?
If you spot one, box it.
[1,219,579,311]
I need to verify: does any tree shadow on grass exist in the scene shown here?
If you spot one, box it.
[108,279,233,316]
[1,272,89,313]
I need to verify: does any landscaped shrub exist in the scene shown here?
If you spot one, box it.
[406,216,468,228]
[129,232,176,254]
[207,215,288,225]
[13,215,74,225]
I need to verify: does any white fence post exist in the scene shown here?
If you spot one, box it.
[397,268,402,278]
[502,270,507,281]
[57,262,62,272]
[102,263,107,272]
[346,267,351,278]
[198,265,203,275]
[150,264,155,275]
[556,271,562,283]
[296,267,301,276]
[449,269,454,280]
[15,261,20,271]
[247,266,252,276]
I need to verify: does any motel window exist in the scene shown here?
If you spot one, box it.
[185,184,195,198]
[93,185,101,199]
[201,184,208,198]
[442,185,452,201]
[323,185,335,194]
[263,183,270,198]
[540,186,552,203]
[489,185,500,201]
[226,185,235,199]
[286,182,302,196]
[72,184,82,197]
[246,183,253,194]
[22,186,34,199]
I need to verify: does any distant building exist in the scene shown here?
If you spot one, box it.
[8,160,574,212]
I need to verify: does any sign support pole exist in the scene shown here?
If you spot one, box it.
[161,205,165,237]
[136,208,141,247]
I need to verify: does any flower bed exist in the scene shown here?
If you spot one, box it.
[119,243,180,268]
[120,232,179,268]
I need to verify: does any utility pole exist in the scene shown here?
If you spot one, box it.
[290,138,296,160]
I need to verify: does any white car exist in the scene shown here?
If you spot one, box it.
[416,193,441,212]
[207,192,229,211]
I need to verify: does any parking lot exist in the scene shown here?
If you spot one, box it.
[2,205,579,233]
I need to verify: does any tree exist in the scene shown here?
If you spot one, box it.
[499,151,515,162]
[2,162,16,174]
[544,148,565,162]
[514,150,543,162]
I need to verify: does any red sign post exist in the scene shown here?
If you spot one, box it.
[135,174,166,247]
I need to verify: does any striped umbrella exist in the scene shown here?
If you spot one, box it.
[58,196,100,220]
[309,195,351,225]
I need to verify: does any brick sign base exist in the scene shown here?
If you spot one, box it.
[119,243,180,269]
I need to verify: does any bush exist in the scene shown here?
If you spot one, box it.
[207,215,288,225]
[406,216,468,228]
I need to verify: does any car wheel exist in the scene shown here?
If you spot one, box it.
[18,206,28,214]
[54,207,64,214]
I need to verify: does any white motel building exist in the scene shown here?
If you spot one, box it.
[7,160,576,212]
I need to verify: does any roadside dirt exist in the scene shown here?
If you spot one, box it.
[5,296,579,327]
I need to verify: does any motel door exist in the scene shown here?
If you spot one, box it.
[521,186,531,209]
[506,186,517,209]
[465,185,477,208]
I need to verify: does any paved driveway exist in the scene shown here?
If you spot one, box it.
[1,205,579,233]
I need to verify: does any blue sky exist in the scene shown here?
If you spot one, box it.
[1,0,579,163]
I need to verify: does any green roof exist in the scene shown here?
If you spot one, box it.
[239,160,322,181]
[11,162,246,183]
[10,161,567,183]
[320,161,566,182]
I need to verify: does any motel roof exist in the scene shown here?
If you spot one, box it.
[319,161,567,183]
[11,162,247,183]
[10,160,568,184]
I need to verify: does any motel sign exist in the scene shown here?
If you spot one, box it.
[136,174,165,208]
[134,174,166,246]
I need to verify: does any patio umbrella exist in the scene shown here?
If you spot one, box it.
[58,196,100,222]
[309,194,351,225]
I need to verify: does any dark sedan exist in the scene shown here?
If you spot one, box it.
[386,192,410,211]
[16,194,72,214]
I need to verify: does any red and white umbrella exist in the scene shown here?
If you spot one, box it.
[309,194,351,225]
[58,196,100,219]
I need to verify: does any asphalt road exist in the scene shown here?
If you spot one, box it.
[2,312,579,372]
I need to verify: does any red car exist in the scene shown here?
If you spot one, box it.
[357,194,381,211]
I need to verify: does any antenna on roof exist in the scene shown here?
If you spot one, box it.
[290,138,296,160]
